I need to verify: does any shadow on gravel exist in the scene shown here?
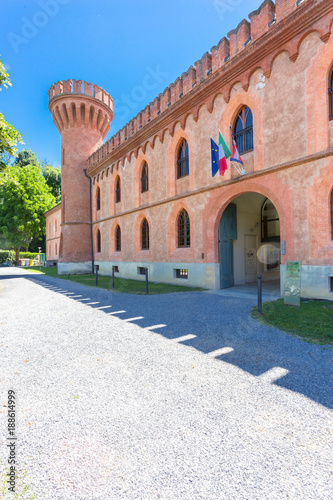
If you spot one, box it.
[0,274,26,280]
[20,273,333,410]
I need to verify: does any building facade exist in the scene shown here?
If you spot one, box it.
[45,203,61,264]
[45,0,333,300]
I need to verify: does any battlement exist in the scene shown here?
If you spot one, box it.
[48,79,113,109]
[48,79,113,137]
[87,0,317,168]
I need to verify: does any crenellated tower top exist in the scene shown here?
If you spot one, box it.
[48,79,113,138]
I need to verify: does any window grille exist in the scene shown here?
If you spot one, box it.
[329,277,333,292]
[141,219,149,250]
[116,225,121,252]
[234,107,253,154]
[138,267,147,275]
[177,140,189,178]
[178,209,190,248]
[175,269,188,279]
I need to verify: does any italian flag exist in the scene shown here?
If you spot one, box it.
[219,130,231,175]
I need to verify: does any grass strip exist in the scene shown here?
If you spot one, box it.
[25,266,205,295]
[252,298,333,346]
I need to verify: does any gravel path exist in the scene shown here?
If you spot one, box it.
[0,267,332,500]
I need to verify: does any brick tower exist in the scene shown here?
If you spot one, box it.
[48,79,113,274]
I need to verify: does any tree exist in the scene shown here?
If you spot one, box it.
[13,149,40,168]
[43,164,61,203]
[0,58,23,170]
[0,164,55,264]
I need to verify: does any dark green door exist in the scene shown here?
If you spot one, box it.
[219,203,237,289]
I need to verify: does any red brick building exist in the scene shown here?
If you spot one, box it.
[45,0,333,300]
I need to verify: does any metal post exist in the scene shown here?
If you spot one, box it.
[145,267,149,295]
[112,266,115,289]
[95,265,99,287]
[257,274,263,315]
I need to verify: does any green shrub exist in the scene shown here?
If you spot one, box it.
[19,252,38,259]
[0,250,15,264]
[0,250,38,264]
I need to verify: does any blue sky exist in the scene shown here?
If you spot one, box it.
[0,0,260,167]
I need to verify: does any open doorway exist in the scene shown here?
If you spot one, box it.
[219,193,281,288]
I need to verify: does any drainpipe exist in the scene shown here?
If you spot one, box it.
[84,169,94,274]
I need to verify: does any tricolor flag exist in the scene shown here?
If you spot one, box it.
[211,131,231,177]
[219,130,231,175]
[230,125,244,166]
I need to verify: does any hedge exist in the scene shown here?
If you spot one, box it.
[0,250,39,264]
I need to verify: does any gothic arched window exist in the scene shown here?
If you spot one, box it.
[116,225,121,252]
[96,187,101,211]
[329,69,333,119]
[178,209,190,248]
[261,198,280,242]
[177,140,189,178]
[234,107,253,154]
[141,218,149,250]
[97,229,101,253]
[330,189,333,240]
[115,177,121,204]
[141,162,149,193]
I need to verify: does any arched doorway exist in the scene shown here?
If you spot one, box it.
[219,193,281,289]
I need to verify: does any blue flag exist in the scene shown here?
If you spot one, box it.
[210,137,219,177]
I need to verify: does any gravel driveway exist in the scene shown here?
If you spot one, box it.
[0,267,332,500]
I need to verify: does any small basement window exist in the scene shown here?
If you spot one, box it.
[175,269,188,279]
[329,277,333,292]
[112,265,119,273]
[138,267,147,275]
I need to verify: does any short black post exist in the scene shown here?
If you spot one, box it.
[112,266,115,289]
[257,274,263,315]
[145,267,149,295]
[95,265,99,287]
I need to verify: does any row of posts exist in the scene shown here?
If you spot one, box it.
[94,265,262,311]
[94,264,149,294]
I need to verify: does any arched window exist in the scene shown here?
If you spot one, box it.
[234,107,253,154]
[177,140,189,178]
[178,209,190,248]
[115,177,121,203]
[97,229,101,253]
[329,70,333,119]
[116,225,121,252]
[330,189,333,240]
[96,187,101,211]
[141,162,149,193]
[141,218,149,250]
[261,198,280,242]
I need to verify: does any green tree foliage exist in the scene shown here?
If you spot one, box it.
[42,164,61,203]
[0,58,24,170]
[0,164,55,264]
[13,149,40,168]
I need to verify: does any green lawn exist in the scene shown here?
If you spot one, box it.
[252,299,333,346]
[25,266,205,294]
